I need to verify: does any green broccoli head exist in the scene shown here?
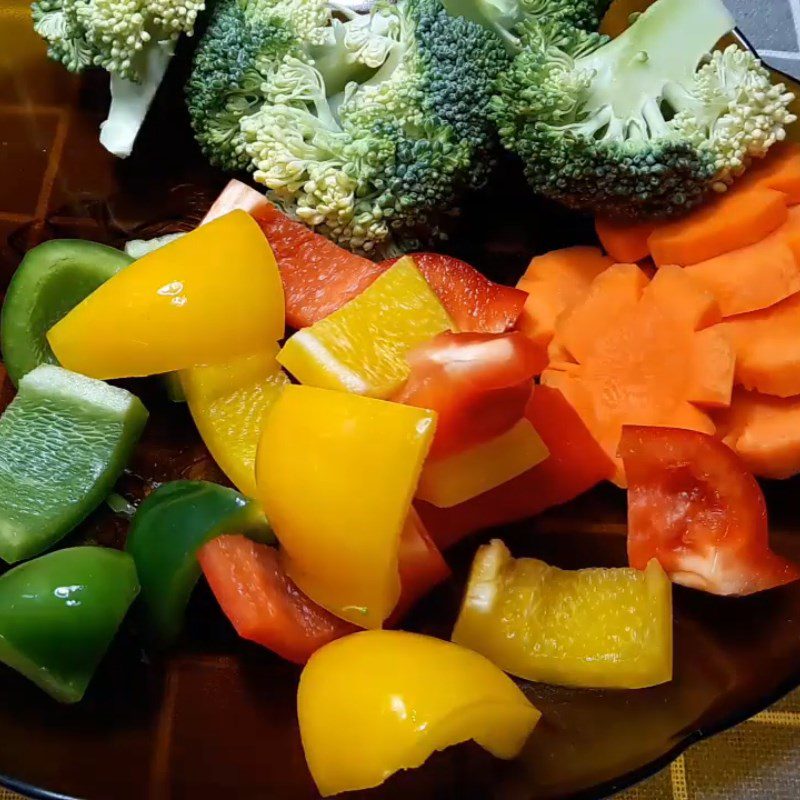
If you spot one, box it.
[200,0,508,254]
[491,0,797,220]
[186,0,310,171]
[32,0,204,79]
[439,0,611,53]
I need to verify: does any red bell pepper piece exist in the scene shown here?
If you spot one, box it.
[620,425,800,596]
[394,331,539,460]
[417,385,615,549]
[381,253,528,333]
[254,203,383,330]
[200,516,449,664]
[199,535,355,664]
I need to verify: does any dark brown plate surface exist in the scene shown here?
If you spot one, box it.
[3,4,800,799]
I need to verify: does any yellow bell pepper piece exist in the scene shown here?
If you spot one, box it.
[416,419,549,508]
[452,540,673,689]
[256,385,436,628]
[48,211,285,379]
[277,257,455,398]
[298,630,540,797]
[181,348,288,498]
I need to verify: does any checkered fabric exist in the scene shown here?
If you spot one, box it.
[0,0,799,798]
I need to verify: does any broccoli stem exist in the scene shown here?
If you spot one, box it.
[99,42,175,158]
[577,0,734,123]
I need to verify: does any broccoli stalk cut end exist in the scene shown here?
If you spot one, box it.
[99,41,175,158]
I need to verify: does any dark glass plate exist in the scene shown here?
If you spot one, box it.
[2,2,800,799]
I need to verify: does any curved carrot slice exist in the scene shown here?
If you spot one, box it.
[684,210,800,317]
[714,388,800,479]
[719,292,800,398]
[736,142,800,204]
[542,265,733,486]
[595,218,656,263]
[648,188,789,267]
[515,246,611,371]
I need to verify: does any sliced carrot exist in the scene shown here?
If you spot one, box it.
[542,265,733,485]
[595,217,656,262]
[714,388,800,479]
[515,246,612,371]
[719,292,800,398]
[683,207,800,317]
[648,187,789,267]
[736,142,800,204]
[552,263,648,363]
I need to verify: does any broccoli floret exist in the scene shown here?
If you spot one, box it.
[440,0,611,51]
[487,0,797,219]
[32,0,204,157]
[188,0,508,254]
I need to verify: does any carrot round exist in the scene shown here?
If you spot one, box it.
[648,187,789,267]
[515,246,611,371]
[595,218,656,263]
[683,208,800,317]
[714,388,800,479]
[720,292,800,398]
[543,265,734,486]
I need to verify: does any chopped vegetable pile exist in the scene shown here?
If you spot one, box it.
[9,0,800,795]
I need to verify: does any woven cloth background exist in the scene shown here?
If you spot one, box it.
[0,0,799,798]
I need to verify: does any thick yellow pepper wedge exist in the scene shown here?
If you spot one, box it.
[416,419,549,508]
[48,212,285,379]
[452,540,673,689]
[181,348,288,498]
[256,385,436,628]
[298,630,540,797]
[278,257,455,398]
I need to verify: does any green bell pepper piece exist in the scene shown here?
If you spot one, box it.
[0,547,139,703]
[0,365,148,563]
[1,239,132,386]
[126,480,273,645]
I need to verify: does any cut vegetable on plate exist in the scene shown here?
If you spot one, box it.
[181,348,289,498]
[0,547,139,703]
[0,365,147,563]
[199,535,358,665]
[418,385,615,549]
[452,540,673,689]
[416,419,548,508]
[682,208,800,318]
[298,630,540,797]
[47,211,285,379]
[256,385,436,628]
[381,253,528,334]
[393,331,539,459]
[515,246,612,370]
[719,291,800,398]
[621,426,800,596]
[543,264,734,485]
[0,240,132,386]
[199,514,448,664]
[126,481,272,645]
[278,257,454,398]
[714,388,800,480]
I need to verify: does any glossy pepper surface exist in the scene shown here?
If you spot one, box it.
[126,480,272,644]
[0,547,139,703]
[0,365,148,563]
[278,257,454,398]
[181,348,288,498]
[47,211,285,379]
[452,540,673,689]
[298,630,540,797]
[256,385,436,628]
